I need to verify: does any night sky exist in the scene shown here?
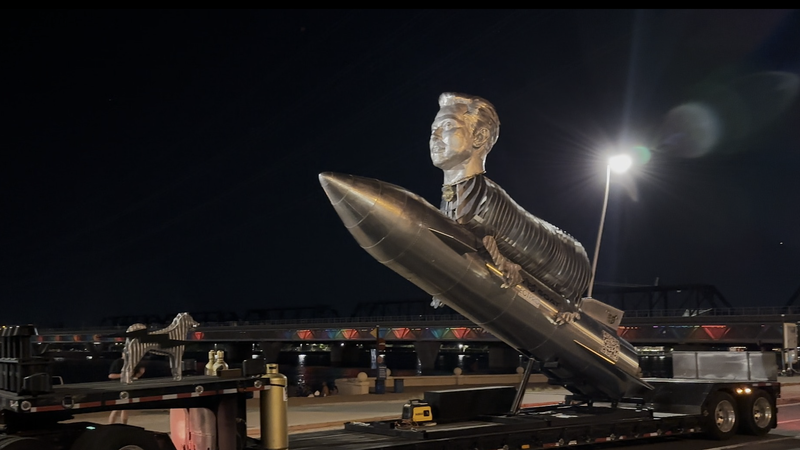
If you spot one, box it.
[2,10,799,327]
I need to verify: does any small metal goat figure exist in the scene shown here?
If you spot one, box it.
[121,312,199,384]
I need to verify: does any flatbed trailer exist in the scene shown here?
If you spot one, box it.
[0,325,782,450]
[0,373,266,450]
[286,377,780,450]
[0,374,781,450]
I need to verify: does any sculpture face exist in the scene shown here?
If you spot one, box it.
[430,104,475,170]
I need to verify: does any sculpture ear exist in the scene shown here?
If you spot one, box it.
[473,127,490,148]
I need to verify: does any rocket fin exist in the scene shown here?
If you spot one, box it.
[428,227,477,254]
[628,374,655,391]
[580,297,624,329]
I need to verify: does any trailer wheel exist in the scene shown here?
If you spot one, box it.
[69,425,161,450]
[0,436,55,450]
[703,391,738,440]
[739,389,775,436]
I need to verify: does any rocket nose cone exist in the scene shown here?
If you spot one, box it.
[318,172,380,229]
[318,172,348,205]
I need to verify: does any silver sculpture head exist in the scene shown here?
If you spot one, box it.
[430,93,500,186]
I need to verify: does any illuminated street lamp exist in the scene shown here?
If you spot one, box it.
[587,154,632,298]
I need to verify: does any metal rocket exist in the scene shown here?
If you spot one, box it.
[319,172,651,400]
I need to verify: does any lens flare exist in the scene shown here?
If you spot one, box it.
[609,154,633,173]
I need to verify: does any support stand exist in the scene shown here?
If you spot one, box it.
[510,357,536,415]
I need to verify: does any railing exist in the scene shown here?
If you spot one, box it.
[36,308,800,334]
[621,306,800,318]
[37,314,475,333]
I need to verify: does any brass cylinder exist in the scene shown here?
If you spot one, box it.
[260,363,288,450]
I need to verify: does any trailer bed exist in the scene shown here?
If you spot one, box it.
[0,375,264,416]
[286,404,700,450]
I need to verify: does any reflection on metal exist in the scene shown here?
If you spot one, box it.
[261,364,289,450]
[319,171,648,399]
[580,297,624,329]
[671,351,777,381]
[432,93,591,302]
[318,93,653,399]
[121,312,198,384]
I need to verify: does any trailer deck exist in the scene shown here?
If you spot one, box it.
[0,375,264,417]
[287,404,699,450]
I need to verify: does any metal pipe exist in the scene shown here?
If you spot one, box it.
[260,364,288,450]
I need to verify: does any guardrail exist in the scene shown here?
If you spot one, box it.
[622,306,800,318]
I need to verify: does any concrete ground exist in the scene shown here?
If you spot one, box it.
[65,377,800,437]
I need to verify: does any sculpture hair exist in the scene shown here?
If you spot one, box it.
[438,92,500,149]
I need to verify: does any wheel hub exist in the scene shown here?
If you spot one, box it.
[752,396,773,428]
[715,399,736,433]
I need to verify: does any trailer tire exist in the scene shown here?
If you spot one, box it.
[703,391,738,440]
[69,425,160,450]
[0,436,54,450]
[739,389,775,436]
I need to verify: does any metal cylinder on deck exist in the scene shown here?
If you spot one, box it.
[260,363,288,450]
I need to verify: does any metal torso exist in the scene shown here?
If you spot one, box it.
[441,175,591,302]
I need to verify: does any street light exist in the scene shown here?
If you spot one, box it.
[587,154,632,298]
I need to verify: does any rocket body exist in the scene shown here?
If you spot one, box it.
[320,172,647,400]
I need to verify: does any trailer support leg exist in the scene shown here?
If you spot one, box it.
[510,357,536,415]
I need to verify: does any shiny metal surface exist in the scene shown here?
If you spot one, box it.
[431,93,590,302]
[430,93,499,186]
[752,396,773,428]
[319,172,644,399]
[671,351,777,381]
[447,175,592,301]
[714,398,737,433]
[121,312,198,384]
[261,364,289,450]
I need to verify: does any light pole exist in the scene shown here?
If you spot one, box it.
[587,154,632,298]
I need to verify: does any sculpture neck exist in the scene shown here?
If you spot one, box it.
[442,157,486,186]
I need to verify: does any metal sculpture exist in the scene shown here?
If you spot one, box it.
[120,312,199,384]
[320,93,650,401]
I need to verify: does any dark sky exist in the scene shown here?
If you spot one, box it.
[2,10,799,326]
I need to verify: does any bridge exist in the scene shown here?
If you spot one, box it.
[34,307,800,347]
[31,284,800,373]
[34,281,800,349]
